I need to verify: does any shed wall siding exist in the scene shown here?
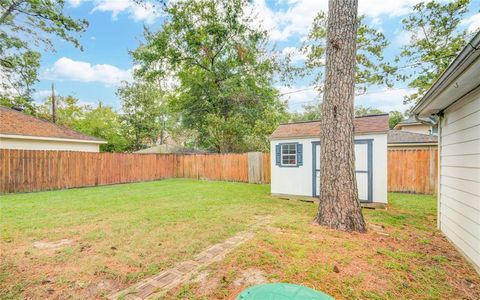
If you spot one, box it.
[270,133,387,204]
[0,137,100,152]
[439,91,480,272]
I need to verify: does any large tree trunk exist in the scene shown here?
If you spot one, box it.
[314,0,366,232]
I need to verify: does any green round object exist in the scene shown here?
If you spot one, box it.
[236,283,334,300]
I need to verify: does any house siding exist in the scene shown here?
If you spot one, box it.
[0,137,100,152]
[439,90,480,272]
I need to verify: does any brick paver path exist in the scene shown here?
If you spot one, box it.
[108,216,270,300]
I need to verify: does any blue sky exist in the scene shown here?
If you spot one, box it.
[34,0,480,113]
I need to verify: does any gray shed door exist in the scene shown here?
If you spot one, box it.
[312,140,373,202]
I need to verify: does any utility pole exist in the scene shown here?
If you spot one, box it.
[51,83,56,124]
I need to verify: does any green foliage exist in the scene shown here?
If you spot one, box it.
[290,104,388,122]
[388,111,405,129]
[75,103,129,152]
[302,13,396,93]
[36,96,128,152]
[117,82,171,151]
[132,0,287,152]
[354,106,384,117]
[289,103,322,122]
[37,95,87,128]
[0,0,88,107]
[398,0,475,104]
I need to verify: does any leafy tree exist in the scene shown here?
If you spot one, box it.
[290,103,322,122]
[398,0,475,104]
[388,111,405,129]
[354,106,384,117]
[36,96,128,152]
[291,104,385,122]
[37,95,86,128]
[132,0,288,152]
[76,103,129,152]
[117,82,169,151]
[0,0,88,108]
[314,0,366,232]
[302,12,396,94]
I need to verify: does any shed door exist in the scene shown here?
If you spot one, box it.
[312,140,373,202]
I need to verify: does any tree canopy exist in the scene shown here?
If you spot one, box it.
[117,82,171,151]
[131,0,288,152]
[0,0,87,109]
[36,96,129,152]
[398,0,476,104]
[302,12,396,94]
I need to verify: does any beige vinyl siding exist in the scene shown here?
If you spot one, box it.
[0,137,100,152]
[439,91,480,272]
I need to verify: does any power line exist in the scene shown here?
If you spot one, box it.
[287,86,412,107]
[281,53,459,98]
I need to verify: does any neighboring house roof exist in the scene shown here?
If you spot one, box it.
[398,116,419,124]
[270,114,389,139]
[0,106,106,143]
[413,31,480,117]
[393,116,422,129]
[387,130,437,145]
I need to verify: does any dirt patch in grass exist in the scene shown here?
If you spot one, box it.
[33,239,74,250]
[1,182,479,299]
[179,194,480,300]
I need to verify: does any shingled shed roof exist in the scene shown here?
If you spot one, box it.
[387,130,437,144]
[270,114,389,139]
[0,106,105,143]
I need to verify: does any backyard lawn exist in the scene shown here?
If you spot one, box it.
[1,179,479,299]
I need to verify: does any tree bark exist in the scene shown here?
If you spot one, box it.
[314,0,366,232]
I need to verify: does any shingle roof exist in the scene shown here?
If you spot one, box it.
[0,106,104,142]
[387,130,437,144]
[270,114,389,139]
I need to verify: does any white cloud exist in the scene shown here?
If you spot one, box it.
[92,0,161,24]
[43,57,133,86]
[393,29,412,46]
[67,0,84,8]
[252,0,426,41]
[461,13,480,33]
[356,87,414,112]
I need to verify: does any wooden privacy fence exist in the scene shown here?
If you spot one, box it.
[1,148,438,194]
[388,148,438,194]
[0,150,271,194]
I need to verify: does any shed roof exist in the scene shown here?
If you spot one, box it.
[0,106,105,143]
[387,130,437,145]
[270,114,389,139]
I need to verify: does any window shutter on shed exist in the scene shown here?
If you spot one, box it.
[297,143,303,166]
[275,144,281,165]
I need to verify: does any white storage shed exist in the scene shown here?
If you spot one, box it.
[270,114,389,207]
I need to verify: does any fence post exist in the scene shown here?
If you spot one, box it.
[248,152,263,184]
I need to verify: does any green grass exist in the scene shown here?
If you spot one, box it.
[1,180,478,300]
[0,179,311,299]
